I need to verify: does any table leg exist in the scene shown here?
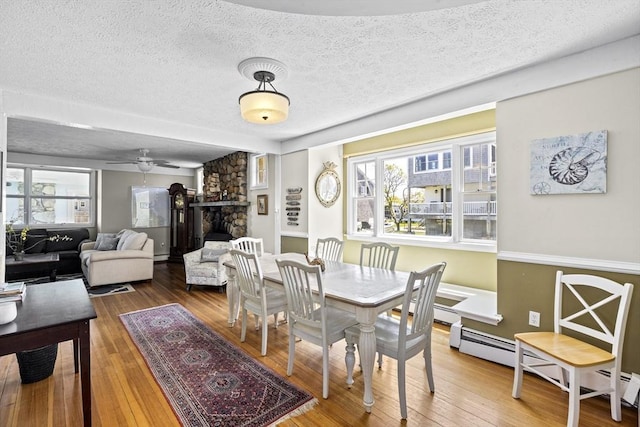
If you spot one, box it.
[79,320,92,427]
[73,338,79,373]
[358,320,376,412]
[345,341,356,387]
[49,266,57,282]
[226,270,239,327]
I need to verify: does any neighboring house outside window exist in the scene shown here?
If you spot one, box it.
[347,132,496,250]
[5,166,95,227]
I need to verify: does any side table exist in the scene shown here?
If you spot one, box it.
[5,253,60,282]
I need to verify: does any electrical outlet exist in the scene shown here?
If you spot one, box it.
[528,311,540,327]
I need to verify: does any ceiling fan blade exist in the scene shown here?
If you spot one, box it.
[106,161,138,165]
[156,164,180,169]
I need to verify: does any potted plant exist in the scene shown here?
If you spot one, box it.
[6,223,72,261]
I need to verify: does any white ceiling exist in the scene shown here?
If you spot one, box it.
[1,0,639,170]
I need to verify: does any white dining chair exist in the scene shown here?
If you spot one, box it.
[231,237,264,257]
[276,259,358,399]
[359,242,399,271]
[359,241,400,367]
[229,249,287,356]
[315,237,344,262]
[345,262,446,419]
[512,271,634,427]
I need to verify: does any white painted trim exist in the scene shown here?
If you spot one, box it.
[280,231,309,239]
[497,251,640,275]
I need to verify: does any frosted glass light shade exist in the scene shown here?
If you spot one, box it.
[137,162,154,172]
[239,91,290,124]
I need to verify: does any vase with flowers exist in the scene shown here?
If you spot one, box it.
[6,223,72,261]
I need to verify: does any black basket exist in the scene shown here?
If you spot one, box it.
[16,344,58,384]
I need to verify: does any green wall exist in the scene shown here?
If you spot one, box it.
[281,236,308,254]
[461,262,638,374]
[343,239,496,291]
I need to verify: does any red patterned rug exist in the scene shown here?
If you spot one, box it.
[120,303,317,426]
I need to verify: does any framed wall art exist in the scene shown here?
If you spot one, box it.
[257,194,268,215]
[530,130,607,195]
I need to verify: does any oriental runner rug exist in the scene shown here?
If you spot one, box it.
[120,303,317,426]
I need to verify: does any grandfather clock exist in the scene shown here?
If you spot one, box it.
[168,183,195,263]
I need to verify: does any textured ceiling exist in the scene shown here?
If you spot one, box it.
[1,0,639,169]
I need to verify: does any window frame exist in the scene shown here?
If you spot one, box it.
[5,164,96,228]
[249,153,268,190]
[346,132,496,252]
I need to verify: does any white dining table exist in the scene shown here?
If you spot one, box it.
[224,252,412,413]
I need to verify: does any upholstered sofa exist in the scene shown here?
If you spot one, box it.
[5,228,90,279]
[79,230,154,288]
[183,241,231,291]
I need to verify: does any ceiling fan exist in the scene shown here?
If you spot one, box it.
[107,148,180,172]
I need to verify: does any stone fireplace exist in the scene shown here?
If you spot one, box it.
[194,152,249,240]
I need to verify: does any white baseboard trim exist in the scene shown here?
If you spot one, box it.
[449,322,639,408]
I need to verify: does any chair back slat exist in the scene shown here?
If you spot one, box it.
[231,237,264,257]
[229,249,263,300]
[277,260,324,329]
[360,242,399,271]
[316,237,344,262]
[400,262,446,347]
[555,271,634,358]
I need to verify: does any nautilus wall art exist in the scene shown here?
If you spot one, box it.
[530,130,607,195]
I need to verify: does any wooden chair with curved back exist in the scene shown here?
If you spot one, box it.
[315,237,344,262]
[276,259,358,399]
[359,241,401,367]
[359,242,399,271]
[345,262,447,419]
[229,249,287,356]
[512,271,634,427]
[230,237,264,257]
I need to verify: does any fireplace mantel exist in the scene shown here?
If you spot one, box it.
[191,201,250,208]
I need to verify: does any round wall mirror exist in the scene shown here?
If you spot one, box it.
[315,162,341,208]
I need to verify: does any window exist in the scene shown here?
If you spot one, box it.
[414,155,427,173]
[415,152,451,172]
[463,146,472,168]
[249,153,268,189]
[427,153,439,170]
[353,161,375,231]
[5,166,94,227]
[347,132,497,249]
[442,151,452,169]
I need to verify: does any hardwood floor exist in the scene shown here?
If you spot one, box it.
[0,262,637,426]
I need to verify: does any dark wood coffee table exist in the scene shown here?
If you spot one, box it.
[5,253,60,281]
[0,279,97,426]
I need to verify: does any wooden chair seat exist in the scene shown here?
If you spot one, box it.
[514,332,615,367]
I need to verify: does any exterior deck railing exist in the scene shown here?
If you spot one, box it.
[408,201,497,216]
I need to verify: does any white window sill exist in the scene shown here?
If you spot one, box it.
[345,233,496,254]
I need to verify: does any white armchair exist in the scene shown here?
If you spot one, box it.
[183,241,232,291]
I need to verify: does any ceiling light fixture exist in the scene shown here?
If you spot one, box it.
[238,57,290,124]
[137,161,154,173]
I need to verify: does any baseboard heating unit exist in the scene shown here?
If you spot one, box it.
[450,322,639,410]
